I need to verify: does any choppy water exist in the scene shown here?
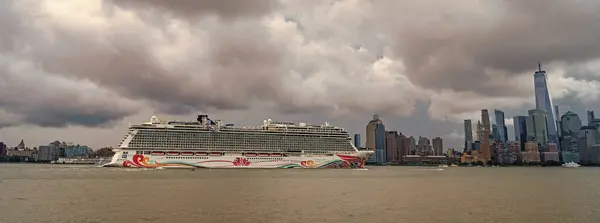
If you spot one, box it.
[0,164,599,223]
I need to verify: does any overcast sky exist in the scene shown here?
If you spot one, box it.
[1,0,600,150]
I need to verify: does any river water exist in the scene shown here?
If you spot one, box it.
[0,164,598,223]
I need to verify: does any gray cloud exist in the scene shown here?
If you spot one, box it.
[378,0,600,97]
[105,0,278,20]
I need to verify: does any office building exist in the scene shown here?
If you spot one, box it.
[464,119,473,150]
[533,63,559,146]
[385,131,400,163]
[494,109,508,142]
[492,124,499,141]
[65,145,90,158]
[476,120,483,141]
[588,111,595,126]
[353,134,361,148]
[523,141,541,163]
[432,137,443,156]
[578,125,600,165]
[0,142,6,157]
[560,111,582,162]
[528,109,549,151]
[513,116,528,150]
[37,145,60,162]
[403,136,416,155]
[366,115,386,164]
[480,109,492,162]
[542,143,560,162]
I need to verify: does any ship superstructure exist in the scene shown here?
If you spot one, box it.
[103,115,373,168]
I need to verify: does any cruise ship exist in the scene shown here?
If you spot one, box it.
[103,115,373,168]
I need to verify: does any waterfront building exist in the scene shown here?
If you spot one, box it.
[507,141,521,164]
[472,141,481,151]
[492,124,499,141]
[385,131,399,163]
[560,111,582,162]
[588,111,595,126]
[533,63,559,147]
[403,136,416,155]
[494,110,508,142]
[0,142,6,157]
[417,136,432,156]
[528,109,549,151]
[522,141,541,163]
[480,109,492,163]
[513,116,528,150]
[464,119,473,151]
[476,120,483,141]
[366,115,386,164]
[432,137,443,156]
[375,123,386,164]
[37,145,60,162]
[578,125,600,165]
[542,143,560,162]
[353,134,361,148]
[65,145,90,158]
[16,139,25,150]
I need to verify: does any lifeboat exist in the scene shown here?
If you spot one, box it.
[181,152,194,156]
[167,151,180,156]
[209,152,222,156]
[257,153,270,157]
[195,152,208,156]
[151,151,165,156]
[270,153,282,157]
[246,153,257,157]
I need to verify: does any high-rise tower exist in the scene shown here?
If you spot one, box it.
[480,109,492,162]
[464,119,473,150]
[533,63,559,148]
[494,109,508,142]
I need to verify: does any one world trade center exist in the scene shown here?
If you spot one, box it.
[533,63,559,150]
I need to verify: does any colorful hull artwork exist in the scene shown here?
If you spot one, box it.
[103,151,373,169]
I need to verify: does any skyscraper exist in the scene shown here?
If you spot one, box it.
[560,111,582,162]
[492,124,499,141]
[587,111,595,125]
[528,109,549,151]
[533,63,559,146]
[480,109,492,162]
[513,116,528,150]
[464,119,473,150]
[366,115,386,164]
[432,137,443,156]
[353,134,361,148]
[494,110,508,142]
[476,120,483,141]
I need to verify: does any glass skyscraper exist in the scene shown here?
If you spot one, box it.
[528,109,549,151]
[561,111,582,162]
[533,64,559,148]
[353,134,361,148]
[514,116,528,150]
[464,119,473,150]
[494,110,508,142]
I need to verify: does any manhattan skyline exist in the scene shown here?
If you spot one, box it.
[1,0,600,150]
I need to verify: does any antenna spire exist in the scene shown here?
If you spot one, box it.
[538,61,542,72]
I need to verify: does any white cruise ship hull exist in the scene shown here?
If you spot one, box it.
[103,149,374,169]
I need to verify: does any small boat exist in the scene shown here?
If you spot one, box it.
[270,153,282,157]
[450,164,458,167]
[167,151,180,156]
[246,153,257,157]
[257,153,270,157]
[195,152,208,156]
[562,161,581,168]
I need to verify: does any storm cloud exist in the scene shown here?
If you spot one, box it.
[1,0,600,132]
[376,0,600,97]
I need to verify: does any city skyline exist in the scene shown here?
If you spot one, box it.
[1,1,600,150]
